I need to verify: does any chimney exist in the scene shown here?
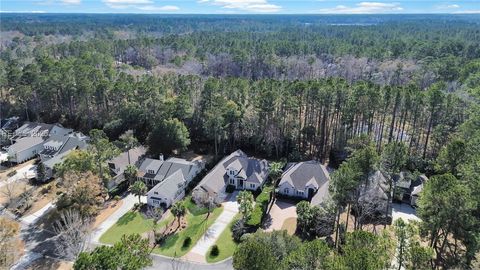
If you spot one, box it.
[159,154,164,161]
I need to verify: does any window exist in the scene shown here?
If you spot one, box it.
[297,190,304,196]
[249,183,255,189]
[148,169,154,174]
[284,188,289,194]
[229,179,235,185]
[154,191,158,195]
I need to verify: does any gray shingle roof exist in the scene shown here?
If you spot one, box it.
[147,170,186,202]
[108,146,147,175]
[280,160,330,190]
[8,137,44,152]
[195,150,269,195]
[359,170,389,204]
[138,157,195,183]
[14,122,54,138]
[41,133,89,168]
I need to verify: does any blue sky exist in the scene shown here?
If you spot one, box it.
[1,0,480,14]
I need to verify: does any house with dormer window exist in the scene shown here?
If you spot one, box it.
[192,150,269,204]
[143,156,204,208]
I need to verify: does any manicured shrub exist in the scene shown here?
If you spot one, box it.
[210,245,219,257]
[183,237,192,248]
[246,187,271,227]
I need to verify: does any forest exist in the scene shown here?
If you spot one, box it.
[1,14,480,269]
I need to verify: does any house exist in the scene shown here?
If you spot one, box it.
[393,171,428,205]
[39,132,89,180]
[3,122,73,163]
[0,116,20,145]
[410,175,428,207]
[146,170,188,208]
[192,150,269,204]
[6,136,45,163]
[106,146,146,190]
[357,170,392,225]
[12,122,71,141]
[277,160,330,205]
[138,156,204,188]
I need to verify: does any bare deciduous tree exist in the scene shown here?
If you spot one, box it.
[53,209,91,260]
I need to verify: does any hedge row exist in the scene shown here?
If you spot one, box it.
[246,186,272,227]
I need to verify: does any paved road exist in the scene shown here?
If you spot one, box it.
[9,200,58,270]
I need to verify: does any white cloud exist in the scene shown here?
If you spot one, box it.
[454,10,480,14]
[61,0,81,4]
[318,2,403,14]
[436,4,460,9]
[103,0,153,4]
[137,5,180,11]
[102,0,178,12]
[199,0,281,13]
[0,10,46,13]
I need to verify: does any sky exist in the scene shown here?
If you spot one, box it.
[1,0,480,14]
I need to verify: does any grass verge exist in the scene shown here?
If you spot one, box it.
[206,213,241,263]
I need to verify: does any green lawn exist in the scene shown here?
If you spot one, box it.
[100,211,173,244]
[152,204,223,257]
[206,214,241,263]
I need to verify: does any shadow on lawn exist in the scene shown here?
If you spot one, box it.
[116,211,136,225]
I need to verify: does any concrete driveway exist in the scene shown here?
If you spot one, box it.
[392,203,421,223]
[185,192,239,263]
[90,194,146,243]
[0,164,37,188]
[265,199,297,233]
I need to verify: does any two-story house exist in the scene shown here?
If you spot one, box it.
[192,150,269,204]
[143,156,204,208]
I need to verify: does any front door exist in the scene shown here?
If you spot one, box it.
[238,179,245,189]
[308,188,315,200]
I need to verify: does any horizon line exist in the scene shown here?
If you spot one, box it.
[1,12,480,15]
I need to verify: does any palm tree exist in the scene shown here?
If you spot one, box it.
[269,161,284,205]
[131,180,147,204]
[236,191,254,221]
[170,201,186,228]
[124,164,138,186]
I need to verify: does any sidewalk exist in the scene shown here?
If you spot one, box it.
[184,195,239,263]
[20,201,55,225]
